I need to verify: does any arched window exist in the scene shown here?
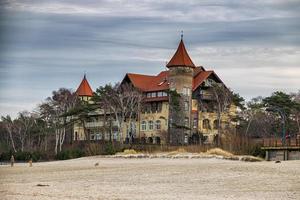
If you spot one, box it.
[203,119,210,129]
[75,131,78,141]
[155,120,161,130]
[148,137,153,144]
[141,121,147,131]
[149,121,154,130]
[213,120,218,129]
[156,137,161,144]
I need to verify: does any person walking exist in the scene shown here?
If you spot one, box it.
[10,155,15,167]
[29,158,33,167]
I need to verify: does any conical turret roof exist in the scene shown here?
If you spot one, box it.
[166,39,195,68]
[76,75,93,97]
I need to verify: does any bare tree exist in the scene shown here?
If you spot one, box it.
[243,96,264,136]
[37,102,55,151]
[95,83,142,143]
[1,112,34,152]
[210,83,233,146]
[291,91,300,133]
[16,111,34,152]
[1,116,17,152]
[40,88,78,154]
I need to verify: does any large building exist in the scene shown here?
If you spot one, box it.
[73,38,236,145]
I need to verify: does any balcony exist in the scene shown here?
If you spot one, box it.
[200,93,214,100]
[85,121,104,128]
[85,121,119,128]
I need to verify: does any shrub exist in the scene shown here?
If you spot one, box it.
[123,149,138,154]
[56,149,85,160]
[86,143,101,156]
[72,148,85,158]
[249,144,266,158]
[56,150,71,160]
[0,151,13,161]
[0,151,50,162]
[31,151,48,162]
[103,143,116,155]
[15,151,32,161]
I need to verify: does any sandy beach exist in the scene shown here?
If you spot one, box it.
[1,157,300,200]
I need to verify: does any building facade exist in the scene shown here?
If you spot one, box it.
[73,38,236,145]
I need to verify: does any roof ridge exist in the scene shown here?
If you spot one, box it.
[127,73,156,77]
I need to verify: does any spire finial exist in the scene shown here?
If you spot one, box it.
[181,30,183,40]
[84,71,86,79]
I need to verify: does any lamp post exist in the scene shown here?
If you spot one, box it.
[266,107,286,146]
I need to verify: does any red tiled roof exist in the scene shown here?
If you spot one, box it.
[76,75,93,97]
[192,71,213,91]
[125,67,216,92]
[166,39,196,68]
[145,71,169,92]
[126,71,169,92]
[193,66,205,77]
[126,73,156,91]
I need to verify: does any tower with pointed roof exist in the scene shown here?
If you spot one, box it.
[167,36,195,145]
[76,74,93,101]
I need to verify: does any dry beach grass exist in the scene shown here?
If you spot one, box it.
[1,155,300,200]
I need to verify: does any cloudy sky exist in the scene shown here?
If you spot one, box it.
[1,0,300,118]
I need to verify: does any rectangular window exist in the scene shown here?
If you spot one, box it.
[151,92,156,98]
[75,131,78,140]
[151,102,157,113]
[184,101,189,111]
[162,92,168,96]
[90,134,95,140]
[157,102,162,112]
[113,131,119,140]
[183,87,190,96]
[145,103,151,113]
[147,93,151,98]
[184,118,189,127]
[157,91,163,97]
[95,133,101,140]
[141,121,147,131]
[193,119,197,129]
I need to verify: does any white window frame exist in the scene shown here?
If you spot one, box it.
[193,119,197,129]
[141,121,147,131]
[184,118,189,127]
[184,101,189,111]
[148,121,154,130]
[155,120,161,130]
